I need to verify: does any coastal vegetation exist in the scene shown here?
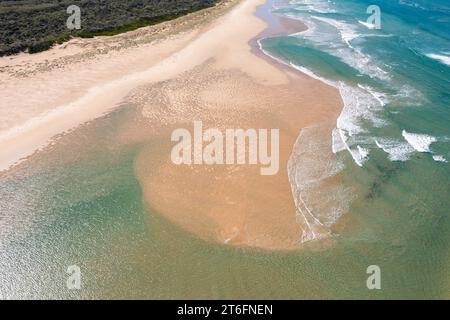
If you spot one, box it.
[0,0,221,56]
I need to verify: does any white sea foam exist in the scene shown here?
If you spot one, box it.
[402,130,437,153]
[311,16,359,48]
[288,124,352,243]
[304,16,391,81]
[357,145,370,159]
[360,34,394,38]
[336,83,385,132]
[256,38,295,68]
[262,1,441,169]
[375,138,414,161]
[260,34,385,168]
[357,84,386,107]
[278,9,392,82]
[399,0,426,10]
[433,155,448,163]
[376,134,446,162]
[289,0,335,14]
[401,131,450,163]
[426,53,450,67]
[390,85,427,107]
[288,62,334,85]
[332,128,346,154]
[358,20,377,30]
[287,63,383,167]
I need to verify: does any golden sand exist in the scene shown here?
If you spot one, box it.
[133,63,341,250]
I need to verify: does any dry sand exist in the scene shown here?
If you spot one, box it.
[0,0,238,171]
[0,0,343,250]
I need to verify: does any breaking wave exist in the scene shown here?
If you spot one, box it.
[287,124,354,243]
[425,53,450,67]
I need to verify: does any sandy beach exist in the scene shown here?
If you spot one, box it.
[0,0,238,171]
[0,0,343,250]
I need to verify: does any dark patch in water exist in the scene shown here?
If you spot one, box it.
[365,162,401,200]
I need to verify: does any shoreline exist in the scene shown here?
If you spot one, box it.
[1,0,448,300]
[133,0,343,250]
[1,0,343,250]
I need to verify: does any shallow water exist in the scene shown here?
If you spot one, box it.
[0,102,448,299]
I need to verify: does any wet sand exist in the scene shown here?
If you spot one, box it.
[134,65,341,250]
[132,0,343,250]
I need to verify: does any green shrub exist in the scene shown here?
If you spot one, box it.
[0,0,221,56]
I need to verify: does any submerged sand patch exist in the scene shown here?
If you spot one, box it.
[133,62,341,250]
[128,0,343,250]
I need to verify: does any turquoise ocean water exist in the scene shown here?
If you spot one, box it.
[262,0,449,166]
[260,0,450,295]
